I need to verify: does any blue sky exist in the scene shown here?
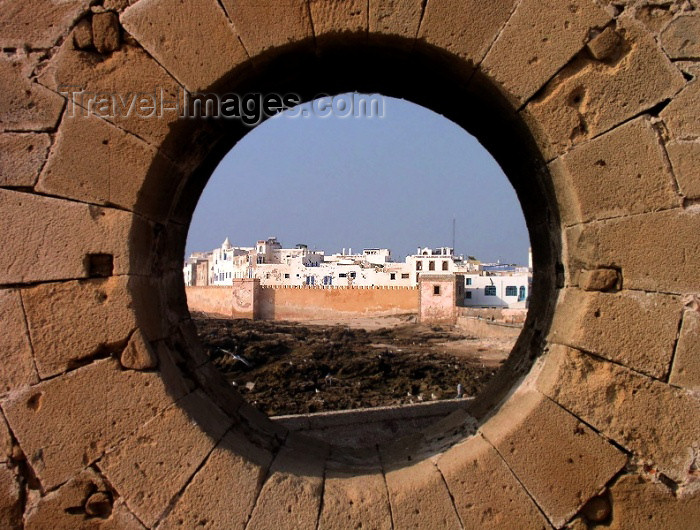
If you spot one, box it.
[186,95,529,264]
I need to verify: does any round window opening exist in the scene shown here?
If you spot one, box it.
[182,93,538,448]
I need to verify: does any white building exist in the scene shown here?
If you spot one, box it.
[462,273,530,309]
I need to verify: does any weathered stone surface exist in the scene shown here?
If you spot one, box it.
[36,113,179,222]
[24,468,144,529]
[0,414,13,463]
[525,18,685,160]
[549,117,680,226]
[0,466,23,529]
[0,133,51,188]
[159,429,272,529]
[319,470,392,530]
[587,26,622,61]
[246,445,325,530]
[0,56,65,132]
[369,0,423,41]
[99,391,231,527]
[22,277,136,378]
[92,12,121,54]
[120,328,158,371]
[437,434,549,529]
[606,474,700,529]
[666,140,700,199]
[550,288,681,379]
[631,2,679,34]
[121,0,248,92]
[73,17,93,49]
[309,0,367,40]
[221,0,313,59]
[0,189,153,284]
[0,289,37,394]
[661,13,700,59]
[669,309,700,391]
[579,268,621,291]
[537,345,700,484]
[481,0,611,106]
[418,0,517,69]
[385,459,462,529]
[0,0,90,49]
[1,358,176,490]
[564,208,700,294]
[480,390,626,528]
[661,65,700,140]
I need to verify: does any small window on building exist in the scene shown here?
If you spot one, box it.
[429,261,436,271]
[442,261,449,271]
[390,273,396,280]
[466,277,472,285]
[457,285,463,295]
[401,273,410,279]
[284,273,290,279]
[485,285,497,296]
[433,285,441,295]
[416,261,422,271]
[465,292,472,299]
[505,286,518,297]
[339,273,347,278]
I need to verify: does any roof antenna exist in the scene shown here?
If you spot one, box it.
[452,216,456,253]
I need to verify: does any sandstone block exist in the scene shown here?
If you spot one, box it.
[669,310,700,391]
[480,0,611,106]
[606,474,700,529]
[36,113,179,223]
[549,117,680,226]
[537,345,700,484]
[0,133,51,188]
[550,288,681,379]
[0,466,22,529]
[309,0,368,42]
[159,429,272,529]
[587,26,622,60]
[73,17,93,49]
[369,0,423,41]
[480,390,626,528]
[661,65,700,140]
[121,0,248,92]
[525,19,685,160]
[193,362,244,418]
[246,445,325,530]
[0,414,13,463]
[221,0,313,59]
[0,56,65,132]
[418,0,517,69]
[661,13,700,59]
[437,434,549,529]
[99,390,232,527]
[1,358,177,490]
[318,470,392,530]
[564,209,700,294]
[666,140,700,199]
[22,277,137,378]
[385,458,462,529]
[0,0,90,49]
[580,268,621,291]
[92,12,120,54]
[120,328,158,370]
[0,289,37,394]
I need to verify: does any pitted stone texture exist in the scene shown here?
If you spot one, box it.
[318,470,392,530]
[1,358,177,490]
[120,328,158,371]
[0,56,65,133]
[0,414,13,463]
[550,288,681,379]
[36,113,179,222]
[661,64,700,140]
[0,0,90,49]
[549,117,680,226]
[437,434,549,529]
[221,0,313,59]
[606,474,700,529]
[22,278,136,378]
[480,390,626,528]
[23,468,144,529]
[661,13,700,59]
[579,268,621,291]
[564,209,700,294]
[246,444,325,530]
[385,459,462,529]
[99,391,232,528]
[666,140,700,199]
[0,466,22,529]
[159,429,272,529]
[309,0,368,40]
[525,18,685,160]
[629,2,679,35]
[369,0,423,41]
[121,0,248,92]
[418,0,517,68]
[480,0,611,106]
[37,42,187,161]
[538,345,700,484]
[669,310,700,390]
[0,133,51,188]
[0,289,37,394]
[73,18,93,49]
[92,12,121,54]
[0,189,154,284]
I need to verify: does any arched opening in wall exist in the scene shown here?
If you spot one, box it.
[181,92,532,442]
